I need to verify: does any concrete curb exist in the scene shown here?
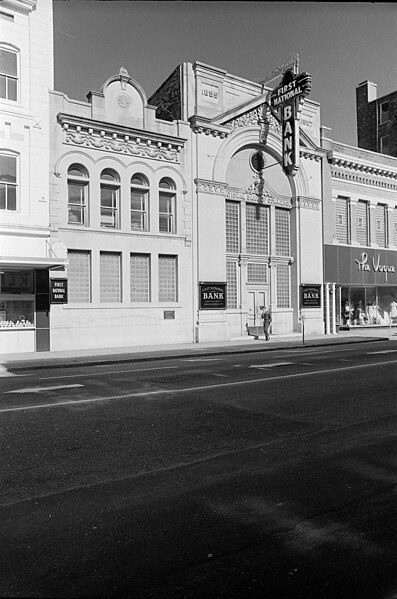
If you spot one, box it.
[1,336,389,373]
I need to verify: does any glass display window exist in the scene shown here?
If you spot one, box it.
[0,298,34,328]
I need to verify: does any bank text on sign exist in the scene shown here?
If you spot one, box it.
[199,283,227,310]
[50,279,68,304]
[270,69,312,177]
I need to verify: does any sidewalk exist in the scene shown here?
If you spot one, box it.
[0,328,393,373]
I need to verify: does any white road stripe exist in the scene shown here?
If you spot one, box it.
[40,365,178,380]
[2,358,397,414]
[5,384,84,394]
[250,362,293,368]
[367,350,397,354]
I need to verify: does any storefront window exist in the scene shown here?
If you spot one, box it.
[0,270,34,327]
[341,286,397,326]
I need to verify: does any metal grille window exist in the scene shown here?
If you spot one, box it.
[131,174,149,231]
[158,255,177,302]
[276,264,290,308]
[375,204,387,247]
[356,200,369,246]
[246,203,269,255]
[336,197,350,243]
[0,153,17,211]
[226,201,240,252]
[130,253,150,302]
[247,263,267,283]
[68,250,91,303]
[159,178,176,234]
[0,47,18,101]
[100,169,120,229]
[100,252,121,303]
[67,164,88,225]
[275,208,290,256]
[226,260,238,309]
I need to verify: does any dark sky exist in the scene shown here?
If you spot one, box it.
[53,1,397,146]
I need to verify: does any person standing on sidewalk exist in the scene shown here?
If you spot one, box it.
[261,306,272,341]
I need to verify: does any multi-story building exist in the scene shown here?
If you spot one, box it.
[0,0,67,353]
[322,127,397,331]
[356,80,397,157]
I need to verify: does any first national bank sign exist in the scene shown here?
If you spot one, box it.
[270,69,312,176]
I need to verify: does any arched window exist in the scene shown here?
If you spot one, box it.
[0,46,18,102]
[0,152,17,211]
[67,164,89,225]
[130,173,149,231]
[159,178,176,233]
[100,169,120,228]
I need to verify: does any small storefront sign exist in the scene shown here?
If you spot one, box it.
[163,310,175,320]
[199,282,227,310]
[50,279,68,304]
[301,284,322,308]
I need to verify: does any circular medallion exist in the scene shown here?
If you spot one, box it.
[117,93,132,109]
[250,151,266,173]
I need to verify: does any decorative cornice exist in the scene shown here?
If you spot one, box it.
[329,154,397,190]
[226,184,292,208]
[295,196,321,210]
[58,114,185,163]
[300,149,322,162]
[195,179,228,195]
[224,104,282,136]
[189,117,230,138]
[1,0,36,13]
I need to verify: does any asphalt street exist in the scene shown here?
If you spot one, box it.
[1,340,396,598]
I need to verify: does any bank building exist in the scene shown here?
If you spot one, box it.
[1,0,397,353]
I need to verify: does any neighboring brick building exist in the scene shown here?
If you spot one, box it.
[356,80,397,157]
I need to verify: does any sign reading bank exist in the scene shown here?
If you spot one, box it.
[199,282,227,310]
[270,69,312,176]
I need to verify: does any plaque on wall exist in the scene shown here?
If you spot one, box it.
[199,282,227,310]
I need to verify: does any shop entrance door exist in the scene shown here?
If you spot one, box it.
[247,290,267,327]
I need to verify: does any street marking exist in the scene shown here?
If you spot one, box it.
[3,357,397,414]
[250,362,293,368]
[5,384,84,394]
[182,358,223,362]
[367,350,397,354]
[40,366,178,380]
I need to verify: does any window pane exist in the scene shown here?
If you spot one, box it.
[7,185,16,210]
[275,208,290,256]
[101,170,118,182]
[68,165,87,177]
[159,178,175,189]
[159,255,177,302]
[8,78,17,101]
[101,187,116,206]
[276,264,290,308]
[68,251,91,303]
[131,190,145,211]
[68,182,85,204]
[0,49,17,77]
[131,174,148,186]
[0,155,16,183]
[100,253,121,302]
[226,261,238,309]
[246,204,268,254]
[159,194,172,213]
[226,201,239,253]
[0,75,6,99]
[130,254,150,302]
[0,185,5,209]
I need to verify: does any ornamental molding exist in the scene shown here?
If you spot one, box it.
[329,155,397,191]
[64,131,179,162]
[226,183,292,208]
[300,149,322,162]
[224,104,282,136]
[1,0,36,12]
[295,196,321,210]
[58,115,186,163]
[190,117,230,138]
[195,179,228,195]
